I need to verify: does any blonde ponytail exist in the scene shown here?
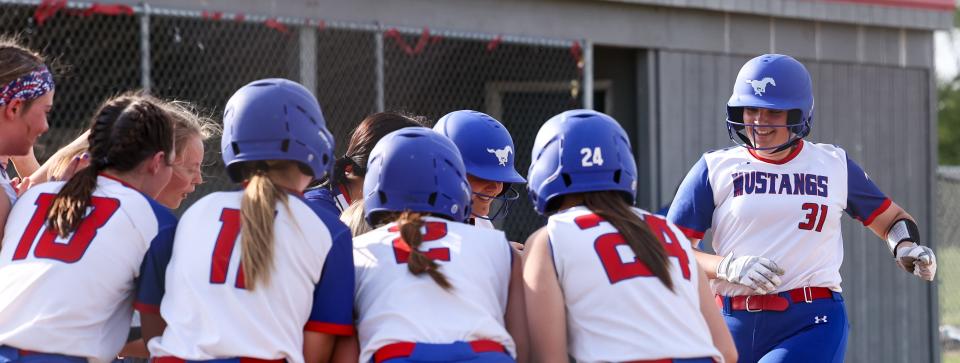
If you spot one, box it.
[239,170,287,290]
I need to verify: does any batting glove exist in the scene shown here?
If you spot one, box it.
[895,244,936,281]
[716,254,786,294]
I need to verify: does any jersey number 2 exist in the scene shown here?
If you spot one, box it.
[12,193,120,263]
[574,213,691,284]
[209,208,247,289]
[390,222,450,263]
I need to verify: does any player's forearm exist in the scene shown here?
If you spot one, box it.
[866,201,913,241]
[9,148,40,178]
[522,230,568,363]
[697,266,736,363]
[139,312,166,346]
[304,332,336,363]
[506,249,530,363]
[329,335,359,363]
[693,248,724,280]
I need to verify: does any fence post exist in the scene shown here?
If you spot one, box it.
[582,38,593,110]
[299,26,318,94]
[139,2,152,94]
[374,23,385,112]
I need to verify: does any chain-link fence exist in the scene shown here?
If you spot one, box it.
[0,0,584,241]
[939,166,960,360]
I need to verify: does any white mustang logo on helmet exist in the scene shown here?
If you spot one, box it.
[486,146,513,166]
[745,77,776,96]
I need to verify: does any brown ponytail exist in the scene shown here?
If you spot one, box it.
[331,112,424,186]
[396,211,452,290]
[46,94,175,237]
[237,161,297,290]
[583,191,674,290]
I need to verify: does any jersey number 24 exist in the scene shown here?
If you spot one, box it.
[574,213,690,284]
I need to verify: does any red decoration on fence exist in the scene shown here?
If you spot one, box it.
[34,0,66,26]
[264,18,289,34]
[570,41,582,63]
[202,11,223,21]
[234,13,246,22]
[486,35,503,52]
[385,27,439,56]
[81,3,134,17]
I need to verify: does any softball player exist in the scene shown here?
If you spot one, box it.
[0,94,177,363]
[20,99,215,208]
[433,110,525,229]
[667,54,937,363]
[305,112,423,217]
[523,109,736,363]
[137,79,353,363]
[0,36,54,210]
[353,127,524,363]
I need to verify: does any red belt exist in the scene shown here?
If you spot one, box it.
[716,286,834,312]
[152,357,284,363]
[625,359,718,363]
[373,340,506,363]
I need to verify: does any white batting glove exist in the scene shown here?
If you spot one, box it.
[895,244,936,281]
[716,254,786,294]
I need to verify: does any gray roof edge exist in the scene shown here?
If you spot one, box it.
[595,0,954,30]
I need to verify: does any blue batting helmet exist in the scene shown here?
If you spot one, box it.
[527,109,637,215]
[726,54,814,151]
[363,127,472,225]
[221,78,335,183]
[434,110,525,220]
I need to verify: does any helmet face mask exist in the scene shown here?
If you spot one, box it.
[472,184,521,221]
[726,54,814,151]
[726,108,808,151]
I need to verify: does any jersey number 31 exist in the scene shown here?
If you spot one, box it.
[574,213,690,284]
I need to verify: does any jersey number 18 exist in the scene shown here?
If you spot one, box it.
[12,193,120,263]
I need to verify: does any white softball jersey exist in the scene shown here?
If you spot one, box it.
[0,174,177,363]
[0,165,17,205]
[547,206,720,363]
[140,191,354,363]
[667,140,890,296]
[353,217,515,363]
[472,217,495,229]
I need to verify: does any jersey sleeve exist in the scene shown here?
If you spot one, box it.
[666,156,715,239]
[304,187,345,216]
[305,226,356,335]
[844,156,891,226]
[134,203,178,314]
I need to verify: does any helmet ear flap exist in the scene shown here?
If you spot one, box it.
[727,106,745,125]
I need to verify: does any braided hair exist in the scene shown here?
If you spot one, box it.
[46,93,175,237]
